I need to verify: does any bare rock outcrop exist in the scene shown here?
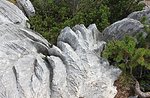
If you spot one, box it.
[16,0,35,17]
[48,24,121,98]
[101,18,144,41]
[0,1,121,98]
[0,0,28,27]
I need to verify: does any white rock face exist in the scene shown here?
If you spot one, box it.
[16,0,35,17]
[0,23,51,98]
[48,24,121,98]
[0,1,122,98]
[0,0,28,27]
[0,23,121,98]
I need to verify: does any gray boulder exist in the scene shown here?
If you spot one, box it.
[101,18,144,41]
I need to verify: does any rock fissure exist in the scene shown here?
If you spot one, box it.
[12,66,26,98]
[44,57,54,97]
[33,59,43,82]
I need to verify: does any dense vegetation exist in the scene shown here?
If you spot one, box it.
[102,19,150,94]
[103,36,150,73]
[29,0,144,44]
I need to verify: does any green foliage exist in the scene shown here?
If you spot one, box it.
[102,17,150,92]
[102,35,150,91]
[139,17,150,48]
[29,0,143,44]
[103,0,144,23]
[102,36,136,70]
[102,36,150,74]
[139,70,150,91]
[29,0,110,44]
[118,73,134,87]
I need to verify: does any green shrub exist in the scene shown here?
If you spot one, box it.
[102,36,150,74]
[29,0,143,44]
[29,0,110,44]
[103,0,144,23]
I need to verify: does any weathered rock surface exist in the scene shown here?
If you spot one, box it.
[128,9,150,22]
[0,23,51,98]
[16,0,35,17]
[0,0,28,27]
[101,18,144,41]
[102,9,150,42]
[0,23,121,98]
[0,1,121,98]
[48,24,121,98]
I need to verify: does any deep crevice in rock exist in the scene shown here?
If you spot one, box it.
[43,57,54,97]
[33,59,43,81]
[12,66,26,98]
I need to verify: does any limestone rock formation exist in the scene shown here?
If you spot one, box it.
[0,23,51,98]
[101,18,144,41]
[0,23,121,98]
[101,9,150,42]
[0,1,121,98]
[0,0,28,27]
[16,0,35,17]
[128,9,150,22]
[102,9,150,42]
[49,24,121,98]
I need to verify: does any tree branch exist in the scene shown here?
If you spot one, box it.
[135,80,150,98]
